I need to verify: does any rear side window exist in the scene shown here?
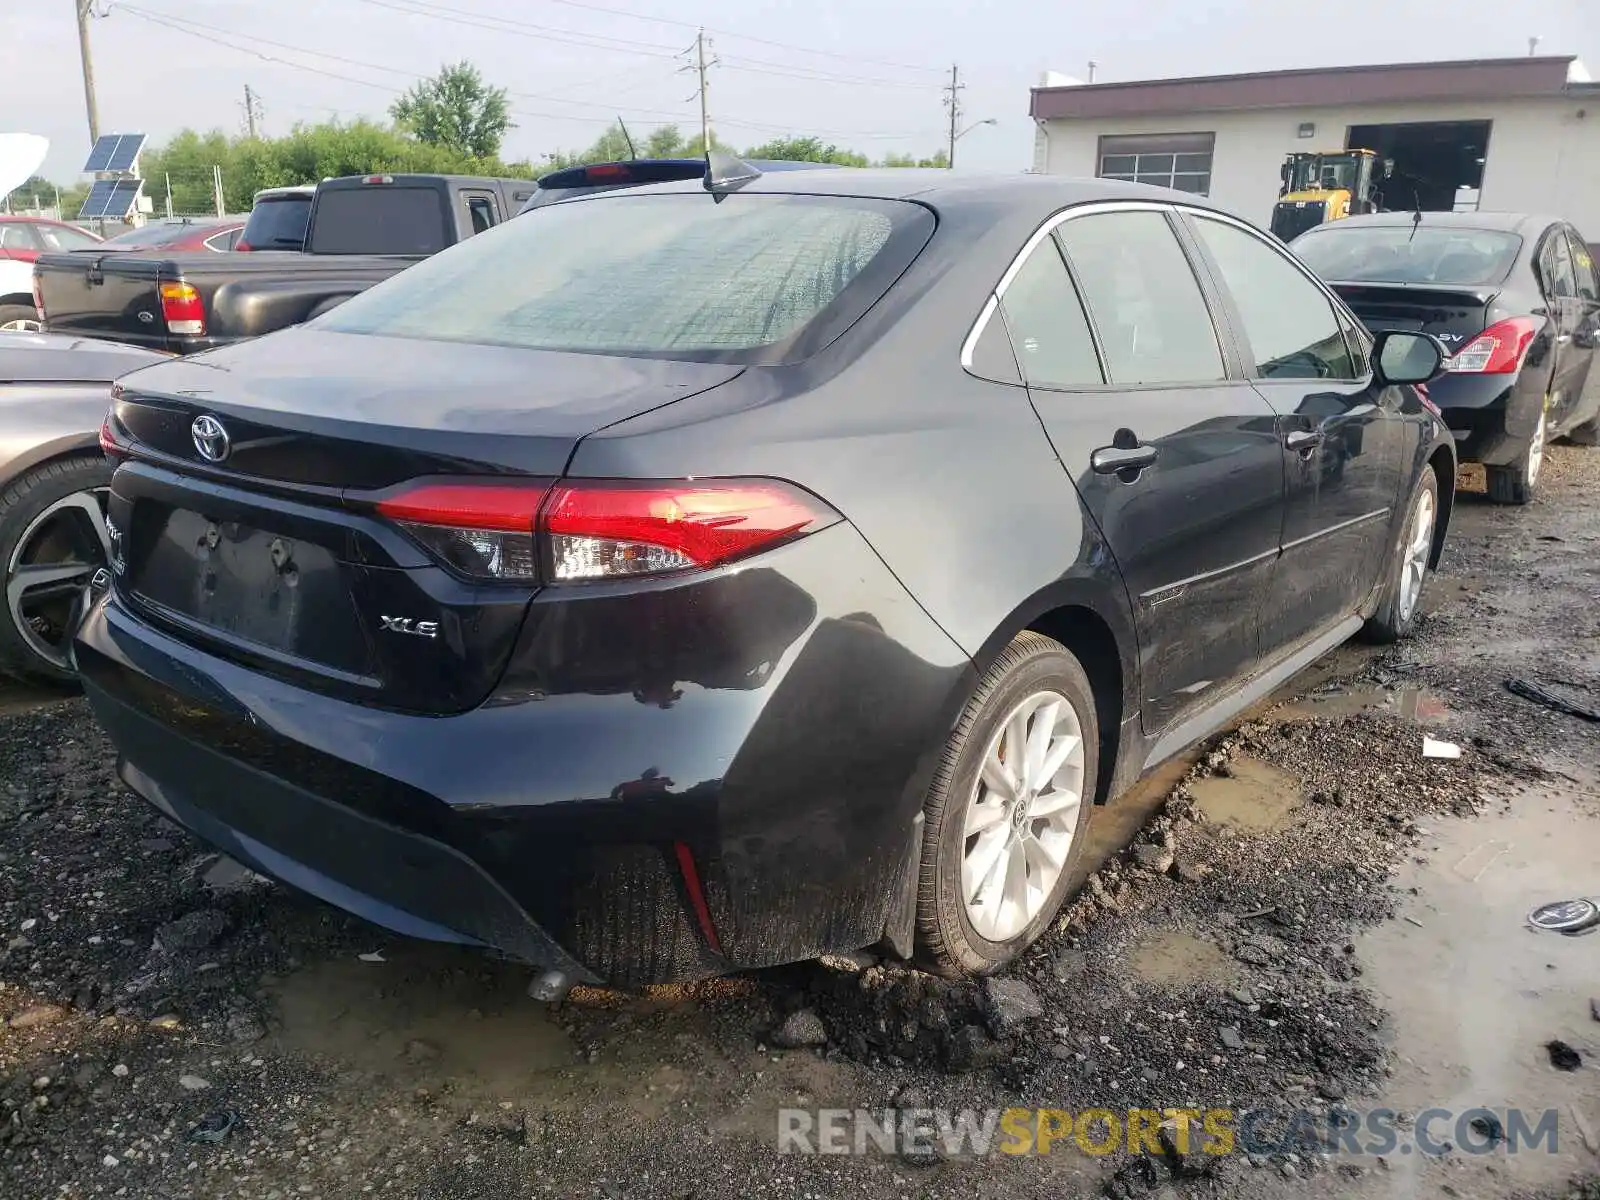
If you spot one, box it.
[465,195,497,234]
[997,237,1104,388]
[1054,211,1225,386]
[1540,231,1576,299]
[241,196,312,250]
[308,187,446,255]
[318,193,933,361]
[1192,215,1356,380]
[1564,230,1597,302]
[0,224,41,251]
[38,224,99,251]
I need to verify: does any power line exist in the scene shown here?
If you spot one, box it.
[115,4,940,142]
[944,63,962,167]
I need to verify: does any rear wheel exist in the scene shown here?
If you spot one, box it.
[1487,407,1546,505]
[0,303,41,333]
[1363,465,1438,644]
[916,631,1097,977]
[0,456,115,684]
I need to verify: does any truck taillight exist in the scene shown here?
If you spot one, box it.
[373,478,841,584]
[158,282,205,336]
[1445,316,1540,374]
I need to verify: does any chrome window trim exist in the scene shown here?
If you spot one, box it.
[960,198,1371,379]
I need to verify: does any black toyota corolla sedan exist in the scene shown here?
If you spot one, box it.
[75,167,1456,989]
[1292,211,1600,505]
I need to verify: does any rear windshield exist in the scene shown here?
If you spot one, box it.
[1292,225,1522,287]
[241,195,312,250]
[318,193,933,361]
[307,186,447,255]
[99,223,221,249]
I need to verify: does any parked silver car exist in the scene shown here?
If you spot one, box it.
[1,333,166,682]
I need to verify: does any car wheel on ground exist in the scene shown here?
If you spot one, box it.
[1362,464,1438,644]
[0,303,42,333]
[1486,406,1546,504]
[916,631,1098,977]
[0,456,115,685]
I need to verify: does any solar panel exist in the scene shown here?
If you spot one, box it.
[105,180,143,218]
[82,135,120,173]
[105,134,146,173]
[77,179,119,218]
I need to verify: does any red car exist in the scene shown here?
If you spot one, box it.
[0,217,103,330]
[96,219,246,253]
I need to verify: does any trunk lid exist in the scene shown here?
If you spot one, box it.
[35,252,170,349]
[108,327,743,713]
[1330,281,1497,352]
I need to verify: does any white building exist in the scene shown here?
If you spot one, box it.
[1030,56,1599,246]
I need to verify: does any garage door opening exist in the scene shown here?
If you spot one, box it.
[1346,121,1492,213]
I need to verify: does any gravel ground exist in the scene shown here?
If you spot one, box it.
[2,440,1598,1200]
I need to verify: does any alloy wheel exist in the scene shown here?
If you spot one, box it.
[1396,488,1435,624]
[961,689,1086,942]
[5,488,112,673]
[0,317,42,333]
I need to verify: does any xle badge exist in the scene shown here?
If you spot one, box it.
[380,616,440,639]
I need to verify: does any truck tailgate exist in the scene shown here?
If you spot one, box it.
[35,252,170,351]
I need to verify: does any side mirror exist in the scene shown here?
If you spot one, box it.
[1372,329,1449,386]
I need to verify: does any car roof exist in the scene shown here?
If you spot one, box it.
[0,215,79,226]
[1,332,170,383]
[1309,210,1563,238]
[544,168,1233,223]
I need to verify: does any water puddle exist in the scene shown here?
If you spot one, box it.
[1188,757,1301,832]
[267,948,572,1090]
[1128,930,1238,989]
[1274,684,1452,725]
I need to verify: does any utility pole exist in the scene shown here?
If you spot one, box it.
[944,64,963,168]
[681,29,718,154]
[242,85,262,139]
[74,0,100,145]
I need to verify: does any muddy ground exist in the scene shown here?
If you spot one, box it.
[2,441,1598,1200]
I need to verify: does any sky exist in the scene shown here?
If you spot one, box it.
[2,0,1597,186]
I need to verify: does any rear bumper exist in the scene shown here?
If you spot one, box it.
[74,523,970,986]
[1431,371,1545,466]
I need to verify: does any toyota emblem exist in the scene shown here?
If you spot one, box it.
[191,414,231,462]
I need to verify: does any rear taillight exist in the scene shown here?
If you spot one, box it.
[1445,316,1540,374]
[99,409,130,460]
[31,267,43,321]
[373,477,840,584]
[158,282,205,336]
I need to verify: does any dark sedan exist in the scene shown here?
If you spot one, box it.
[1293,211,1599,504]
[74,168,1455,989]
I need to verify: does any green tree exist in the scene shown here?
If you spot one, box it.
[645,125,688,157]
[880,149,950,168]
[743,136,869,167]
[390,61,512,159]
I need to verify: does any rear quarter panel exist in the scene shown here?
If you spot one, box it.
[0,380,111,484]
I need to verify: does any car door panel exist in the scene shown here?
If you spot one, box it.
[1559,228,1599,427]
[1536,228,1587,430]
[1183,210,1411,647]
[997,207,1285,735]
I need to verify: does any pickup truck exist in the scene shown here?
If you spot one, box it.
[33,173,536,355]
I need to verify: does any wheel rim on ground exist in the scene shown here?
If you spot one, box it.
[1397,488,1435,623]
[1528,408,1546,487]
[961,689,1086,942]
[5,488,112,672]
[0,317,42,333]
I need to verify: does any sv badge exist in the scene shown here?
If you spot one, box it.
[379,615,440,639]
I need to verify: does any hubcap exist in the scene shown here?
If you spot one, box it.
[5,489,112,672]
[1397,488,1434,623]
[0,318,42,333]
[1527,409,1546,487]
[961,689,1086,942]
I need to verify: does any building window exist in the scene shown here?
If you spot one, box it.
[1097,132,1215,196]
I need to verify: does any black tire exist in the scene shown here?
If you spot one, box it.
[0,303,41,332]
[0,455,114,685]
[1566,414,1600,447]
[1362,464,1438,645]
[1486,409,1546,505]
[916,631,1098,977]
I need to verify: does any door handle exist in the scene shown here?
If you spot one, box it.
[1284,429,1324,454]
[1090,443,1158,475]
